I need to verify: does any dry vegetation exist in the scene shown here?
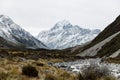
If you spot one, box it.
[78,62,117,80]
[0,48,78,80]
[0,49,119,80]
[0,58,77,80]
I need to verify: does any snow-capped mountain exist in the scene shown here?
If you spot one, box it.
[0,15,47,49]
[37,20,101,49]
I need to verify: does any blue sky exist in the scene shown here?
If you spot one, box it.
[0,0,120,36]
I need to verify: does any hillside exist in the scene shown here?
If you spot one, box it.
[97,33,120,57]
[75,15,120,58]
[93,15,120,44]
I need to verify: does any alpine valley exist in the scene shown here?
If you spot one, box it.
[0,15,120,80]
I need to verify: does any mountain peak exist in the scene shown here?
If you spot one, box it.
[51,20,73,30]
[0,15,14,25]
[0,15,11,20]
[0,15,9,18]
[57,20,71,25]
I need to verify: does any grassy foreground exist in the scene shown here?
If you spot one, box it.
[0,49,118,80]
[0,58,77,80]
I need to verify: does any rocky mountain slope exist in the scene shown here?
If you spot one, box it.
[75,15,120,58]
[0,15,47,49]
[0,37,25,49]
[37,20,100,49]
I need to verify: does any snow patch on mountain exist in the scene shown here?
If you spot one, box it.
[37,20,101,49]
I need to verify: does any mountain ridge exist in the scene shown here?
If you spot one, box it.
[0,15,48,49]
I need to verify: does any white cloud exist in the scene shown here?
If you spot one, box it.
[0,0,120,36]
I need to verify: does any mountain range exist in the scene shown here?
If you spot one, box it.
[0,14,120,59]
[37,20,101,49]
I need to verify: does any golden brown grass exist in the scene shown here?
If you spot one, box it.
[0,58,76,80]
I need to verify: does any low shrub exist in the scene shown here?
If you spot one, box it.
[22,65,38,77]
[78,62,115,80]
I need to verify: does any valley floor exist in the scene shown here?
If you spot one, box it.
[0,49,120,80]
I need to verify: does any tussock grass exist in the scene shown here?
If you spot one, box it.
[0,58,76,80]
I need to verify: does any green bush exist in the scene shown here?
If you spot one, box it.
[22,65,38,77]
